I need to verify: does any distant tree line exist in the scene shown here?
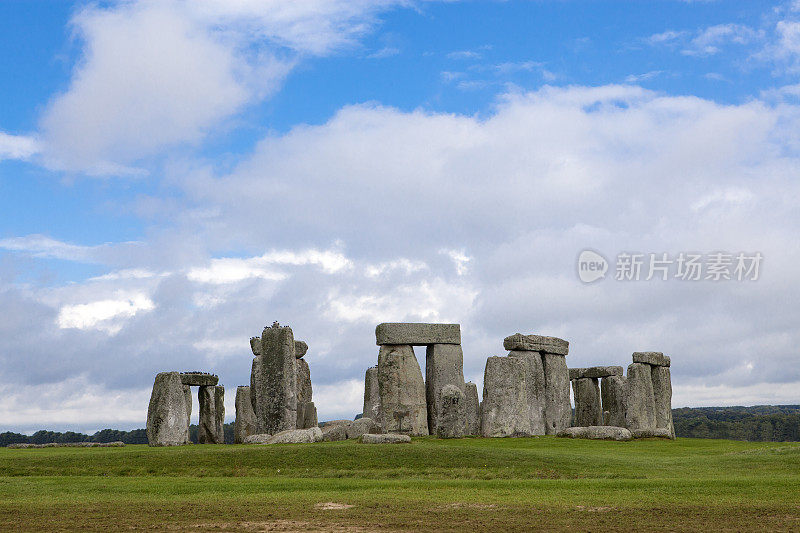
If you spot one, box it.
[0,423,237,447]
[3,407,799,446]
[673,405,800,441]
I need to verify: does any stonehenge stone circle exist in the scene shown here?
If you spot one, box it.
[507,350,547,435]
[625,362,657,432]
[234,386,257,444]
[147,372,191,446]
[542,352,571,434]
[425,343,466,435]
[377,344,429,436]
[436,384,466,439]
[362,366,382,427]
[251,323,298,434]
[601,375,627,428]
[651,365,675,439]
[503,333,569,355]
[632,352,670,367]
[572,377,602,427]
[464,382,481,436]
[557,426,633,441]
[198,385,225,444]
[375,323,461,345]
[359,433,411,444]
[481,356,532,437]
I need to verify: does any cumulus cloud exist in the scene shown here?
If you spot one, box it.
[0,131,39,160]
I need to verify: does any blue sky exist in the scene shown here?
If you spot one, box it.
[1,0,800,433]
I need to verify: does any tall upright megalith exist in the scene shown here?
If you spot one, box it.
[251,322,298,434]
[376,344,429,436]
[571,376,602,427]
[296,356,316,429]
[601,375,627,428]
[426,343,466,435]
[198,385,225,444]
[464,381,481,436]
[147,371,190,446]
[624,362,656,432]
[363,366,381,427]
[507,350,546,435]
[542,352,571,434]
[481,356,531,437]
[437,384,466,439]
[234,386,257,444]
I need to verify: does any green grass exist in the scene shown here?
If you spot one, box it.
[1,437,799,531]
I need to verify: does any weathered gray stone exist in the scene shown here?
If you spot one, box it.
[625,363,656,432]
[568,366,624,380]
[631,428,673,439]
[299,401,318,429]
[243,433,272,444]
[347,417,380,439]
[557,426,633,441]
[322,421,350,442]
[251,323,297,434]
[507,350,546,435]
[250,337,261,356]
[632,352,670,367]
[601,375,626,428]
[481,356,531,437]
[651,365,675,439]
[198,385,225,444]
[542,353,571,434]
[183,385,192,429]
[266,426,323,444]
[322,419,353,427]
[294,340,308,358]
[146,372,190,446]
[464,382,480,436]
[572,377,602,427]
[362,366,382,428]
[375,323,461,345]
[377,344,429,436]
[436,384,466,438]
[503,333,569,355]
[425,343,466,434]
[295,358,315,429]
[234,386,257,444]
[180,372,219,386]
[359,433,411,444]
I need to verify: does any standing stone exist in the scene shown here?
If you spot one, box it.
[234,386,257,444]
[295,358,314,428]
[377,345,429,436]
[601,375,627,428]
[437,384,466,439]
[198,385,225,444]
[507,350,546,435]
[572,377,602,427]
[301,401,318,429]
[481,356,531,437]
[146,371,190,446]
[651,365,675,439]
[542,353,571,434]
[625,363,656,432]
[363,366,382,428]
[425,343,466,435]
[183,385,192,429]
[251,323,297,434]
[464,382,480,436]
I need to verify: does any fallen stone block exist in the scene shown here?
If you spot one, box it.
[266,426,323,444]
[322,421,351,442]
[375,323,461,345]
[359,433,412,444]
[347,417,380,439]
[569,366,623,380]
[377,344,429,436]
[631,428,673,439]
[556,426,632,441]
[503,333,569,355]
[294,340,308,358]
[242,433,272,444]
[632,352,670,367]
[179,372,219,387]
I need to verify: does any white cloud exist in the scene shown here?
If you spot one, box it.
[682,23,759,56]
[57,293,155,334]
[0,131,39,160]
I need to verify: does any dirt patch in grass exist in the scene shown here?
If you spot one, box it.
[314,502,355,510]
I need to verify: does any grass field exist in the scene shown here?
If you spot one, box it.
[1,436,799,532]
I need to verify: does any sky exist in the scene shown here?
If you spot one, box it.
[1,0,800,434]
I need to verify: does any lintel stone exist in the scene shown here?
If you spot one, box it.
[503,333,569,355]
[180,372,219,386]
[375,323,461,346]
[632,352,671,367]
[568,366,623,380]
